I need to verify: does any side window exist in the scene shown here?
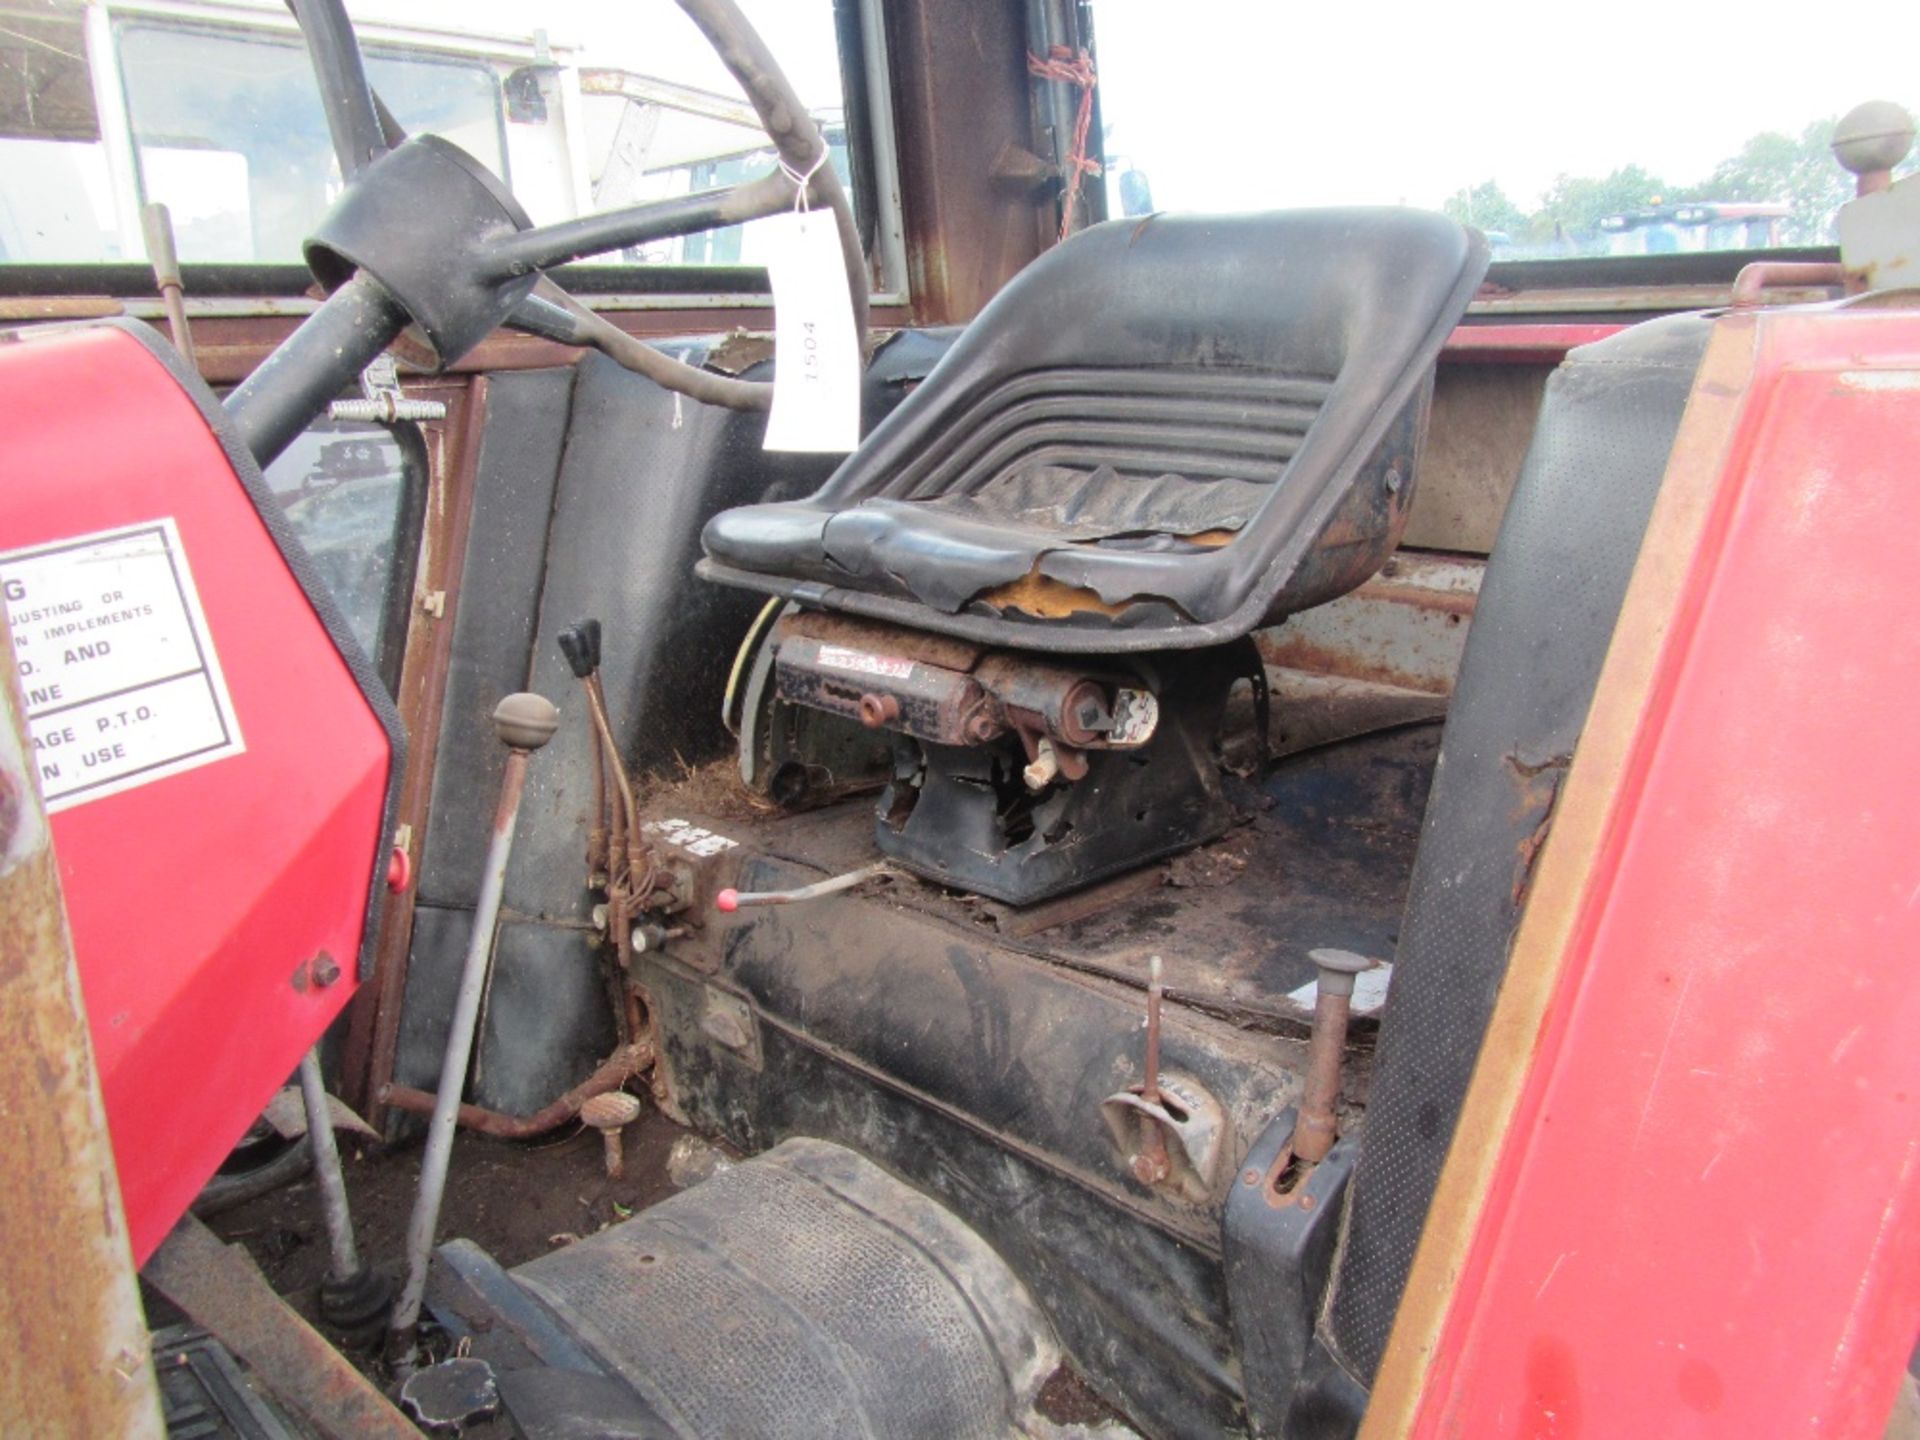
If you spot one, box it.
[0,0,870,276]
[0,5,112,262]
[260,419,424,692]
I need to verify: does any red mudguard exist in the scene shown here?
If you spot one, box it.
[1374,303,1920,1437]
[0,322,397,1263]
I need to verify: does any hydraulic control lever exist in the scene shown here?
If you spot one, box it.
[560,620,658,1057]
[1132,956,1172,1185]
[556,617,602,680]
[558,619,611,878]
[715,860,892,913]
[1100,956,1230,1204]
[1291,948,1374,1166]
[558,618,649,904]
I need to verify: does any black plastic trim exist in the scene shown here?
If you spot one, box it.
[0,262,774,300]
[0,244,1837,306]
[1480,243,1837,296]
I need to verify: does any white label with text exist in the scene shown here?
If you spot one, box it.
[762,208,862,453]
[816,645,913,680]
[1,519,244,811]
[647,817,739,858]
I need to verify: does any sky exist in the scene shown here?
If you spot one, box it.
[312,0,1916,214]
[1089,0,1920,211]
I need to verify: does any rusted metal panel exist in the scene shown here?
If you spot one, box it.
[145,1216,417,1440]
[1468,281,1838,315]
[1402,363,1550,553]
[0,633,164,1440]
[1440,323,1623,363]
[994,866,1165,940]
[1258,551,1483,696]
[340,376,486,1121]
[886,0,1048,324]
[0,295,126,321]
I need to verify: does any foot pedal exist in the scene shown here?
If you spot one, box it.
[152,1325,298,1440]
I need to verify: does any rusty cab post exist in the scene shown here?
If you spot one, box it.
[0,630,164,1436]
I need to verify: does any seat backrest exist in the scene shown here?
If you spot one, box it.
[700,210,1488,652]
[1310,314,1715,1411]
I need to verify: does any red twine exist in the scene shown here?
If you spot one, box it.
[1027,45,1102,243]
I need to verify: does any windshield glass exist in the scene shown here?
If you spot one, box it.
[118,22,506,266]
[1092,0,1919,261]
[0,0,847,268]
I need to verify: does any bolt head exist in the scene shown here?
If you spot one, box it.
[856,693,900,730]
[1130,1151,1170,1185]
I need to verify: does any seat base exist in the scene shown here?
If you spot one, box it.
[873,643,1256,906]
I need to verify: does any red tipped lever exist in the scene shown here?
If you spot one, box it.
[715,860,891,912]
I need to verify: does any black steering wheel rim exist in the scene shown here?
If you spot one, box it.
[280,0,868,414]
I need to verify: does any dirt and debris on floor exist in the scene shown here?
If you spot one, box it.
[636,754,778,823]
[185,1115,1141,1438]
[1035,1362,1140,1436]
[203,1106,688,1339]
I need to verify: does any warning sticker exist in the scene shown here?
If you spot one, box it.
[1,519,244,812]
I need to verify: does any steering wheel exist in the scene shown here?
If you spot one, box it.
[227,0,868,467]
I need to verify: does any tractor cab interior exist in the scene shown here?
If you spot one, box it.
[699,207,1487,904]
[4,0,1915,1436]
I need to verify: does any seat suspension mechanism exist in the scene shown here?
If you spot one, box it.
[769,611,1259,905]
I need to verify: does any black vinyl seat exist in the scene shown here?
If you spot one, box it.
[699,209,1489,653]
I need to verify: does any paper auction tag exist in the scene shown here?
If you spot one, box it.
[762,209,861,453]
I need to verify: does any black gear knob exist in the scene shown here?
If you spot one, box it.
[557,618,602,678]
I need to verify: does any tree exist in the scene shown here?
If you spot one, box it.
[1530,164,1668,243]
[1438,104,1920,256]
[1443,180,1528,236]
[1683,118,1855,244]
